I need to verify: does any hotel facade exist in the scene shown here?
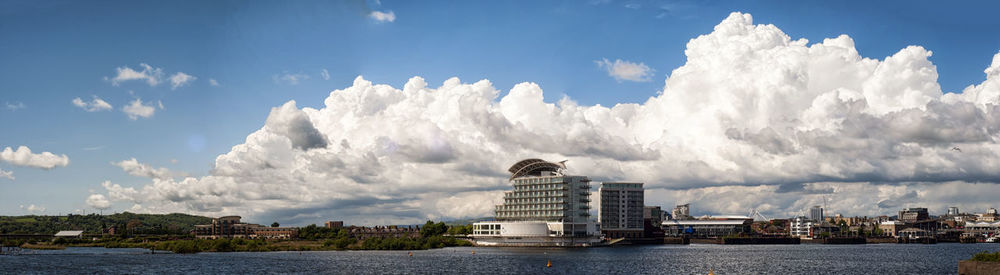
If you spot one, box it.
[472,158,602,246]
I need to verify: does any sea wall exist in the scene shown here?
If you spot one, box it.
[958,261,1000,275]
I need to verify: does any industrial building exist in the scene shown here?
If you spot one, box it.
[472,158,602,247]
[599,182,644,239]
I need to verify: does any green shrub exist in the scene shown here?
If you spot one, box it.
[972,251,1000,262]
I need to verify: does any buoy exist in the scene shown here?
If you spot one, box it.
[546,260,552,268]
[708,268,714,275]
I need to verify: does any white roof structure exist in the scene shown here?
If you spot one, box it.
[662,220,750,226]
[54,230,84,237]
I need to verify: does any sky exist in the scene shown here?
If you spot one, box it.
[2,0,1000,226]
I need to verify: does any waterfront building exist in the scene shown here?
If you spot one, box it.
[965,221,1000,236]
[662,216,752,238]
[810,206,823,221]
[947,206,959,216]
[599,182,644,239]
[671,204,691,220]
[898,228,931,239]
[193,216,299,240]
[978,208,998,222]
[472,158,602,247]
[644,206,664,226]
[898,207,929,223]
[878,221,905,237]
[790,216,815,238]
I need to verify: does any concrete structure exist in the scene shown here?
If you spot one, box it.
[810,206,824,221]
[325,221,344,228]
[671,204,691,220]
[948,206,960,216]
[193,216,298,239]
[899,207,930,223]
[599,182,644,239]
[472,159,602,246]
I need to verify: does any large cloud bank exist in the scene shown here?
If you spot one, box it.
[96,12,1000,224]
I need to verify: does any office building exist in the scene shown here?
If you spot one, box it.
[948,207,959,216]
[599,182,644,239]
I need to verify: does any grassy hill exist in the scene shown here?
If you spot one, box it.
[0,212,213,235]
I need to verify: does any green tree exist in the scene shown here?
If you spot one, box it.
[420,221,447,237]
[271,222,280,228]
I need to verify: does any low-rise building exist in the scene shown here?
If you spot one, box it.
[879,221,905,237]
[193,216,298,239]
[662,216,752,238]
[54,230,83,239]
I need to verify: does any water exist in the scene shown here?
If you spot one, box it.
[2,243,999,274]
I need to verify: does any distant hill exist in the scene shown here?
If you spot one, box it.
[0,212,213,235]
[444,217,493,226]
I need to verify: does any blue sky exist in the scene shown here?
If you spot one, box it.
[2,0,1000,223]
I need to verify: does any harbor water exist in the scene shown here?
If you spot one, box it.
[2,243,999,274]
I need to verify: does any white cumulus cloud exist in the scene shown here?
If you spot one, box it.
[595,58,654,82]
[107,63,164,86]
[5,101,26,111]
[92,12,1000,224]
[112,158,178,180]
[369,10,395,23]
[72,96,113,112]
[0,169,13,180]
[86,194,111,210]
[20,204,45,213]
[122,98,155,120]
[273,73,310,85]
[169,72,197,89]
[209,78,220,86]
[1,146,69,170]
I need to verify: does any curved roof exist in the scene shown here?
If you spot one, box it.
[508,158,565,180]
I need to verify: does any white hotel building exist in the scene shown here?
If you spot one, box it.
[472,158,602,246]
